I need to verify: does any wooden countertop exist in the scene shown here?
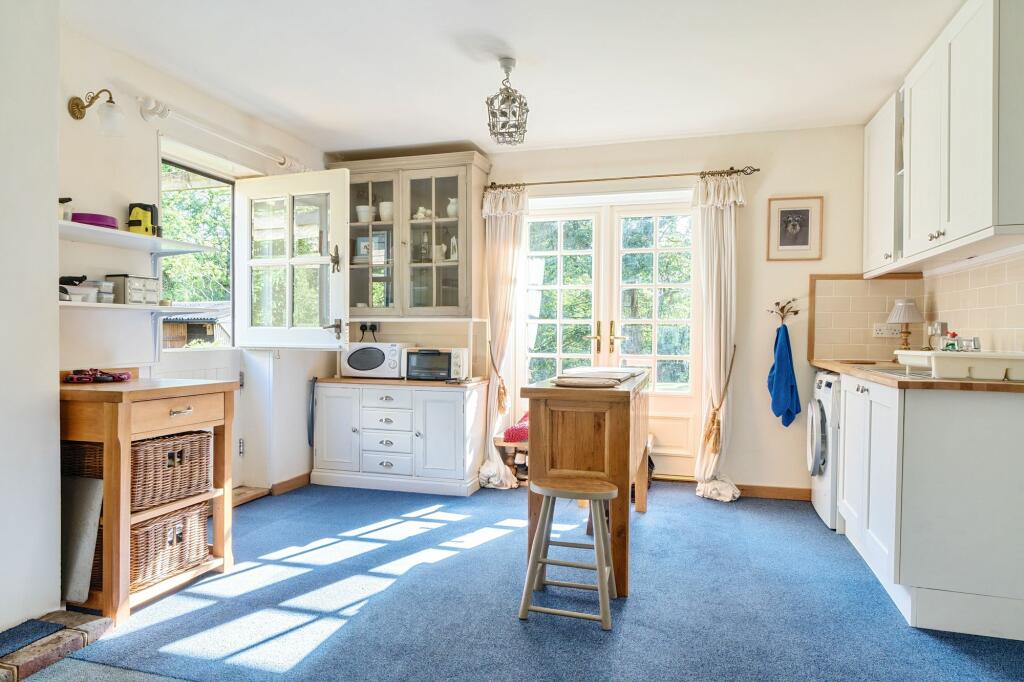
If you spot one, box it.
[812,359,1024,393]
[520,370,650,402]
[316,376,488,389]
[60,378,240,403]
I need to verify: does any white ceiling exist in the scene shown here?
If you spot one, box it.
[60,0,964,155]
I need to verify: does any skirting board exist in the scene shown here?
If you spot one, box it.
[311,469,480,497]
[652,476,812,502]
[271,473,310,496]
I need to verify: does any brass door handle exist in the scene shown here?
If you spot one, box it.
[609,321,627,353]
[585,320,602,353]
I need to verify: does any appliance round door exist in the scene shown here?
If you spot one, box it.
[806,399,827,475]
[347,347,386,372]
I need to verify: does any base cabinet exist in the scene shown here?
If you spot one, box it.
[312,380,486,496]
[836,374,1024,640]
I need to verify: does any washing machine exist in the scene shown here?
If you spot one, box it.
[807,370,841,530]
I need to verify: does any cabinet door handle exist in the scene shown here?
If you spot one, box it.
[379,395,394,402]
[379,439,394,447]
[379,460,394,468]
[169,406,193,417]
[379,417,394,424]
[415,431,422,438]
[351,427,359,433]
[883,252,892,260]
[936,229,946,239]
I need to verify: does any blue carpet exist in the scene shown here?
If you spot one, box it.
[0,619,64,657]
[72,483,1024,681]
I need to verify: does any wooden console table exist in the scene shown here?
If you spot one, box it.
[521,371,650,597]
[60,376,238,625]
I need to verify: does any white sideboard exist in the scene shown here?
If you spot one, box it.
[311,378,487,496]
[837,373,1024,640]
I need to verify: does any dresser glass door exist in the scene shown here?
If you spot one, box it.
[405,168,465,313]
[349,177,396,313]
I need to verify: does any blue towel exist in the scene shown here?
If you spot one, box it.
[767,324,801,427]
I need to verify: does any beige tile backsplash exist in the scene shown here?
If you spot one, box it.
[923,254,1024,351]
[813,277,923,361]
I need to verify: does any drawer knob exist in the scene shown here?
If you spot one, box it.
[414,431,422,438]
[379,417,394,424]
[169,406,193,417]
[883,252,892,260]
[379,395,394,402]
[379,460,394,468]
[379,439,394,447]
[351,427,359,433]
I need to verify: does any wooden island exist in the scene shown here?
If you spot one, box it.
[521,370,650,597]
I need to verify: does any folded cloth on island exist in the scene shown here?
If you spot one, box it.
[552,376,624,388]
[558,367,644,380]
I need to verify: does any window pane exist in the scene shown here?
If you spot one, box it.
[526,256,557,286]
[561,289,592,319]
[561,357,591,372]
[620,324,653,355]
[658,288,691,319]
[657,359,691,391]
[528,221,558,251]
[657,251,691,284]
[621,253,653,284]
[251,267,285,327]
[293,193,328,256]
[562,219,593,250]
[562,255,592,285]
[657,324,691,355]
[410,267,432,307]
[620,288,654,319]
[528,357,557,384]
[370,226,393,265]
[526,289,557,319]
[657,215,692,248]
[370,266,394,308]
[621,216,654,248]
[251,197,286,258]
[561,324,592,354]
[526,323,557,353]
[293,265,328,327]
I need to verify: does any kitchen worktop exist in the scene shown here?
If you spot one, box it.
[316,376,487,389]
[811,359,1024,393]
[60,377,240,402]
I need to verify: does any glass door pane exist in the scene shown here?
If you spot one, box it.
[350,178,396,312]
[407,173,461,310]
[523,217,596,383]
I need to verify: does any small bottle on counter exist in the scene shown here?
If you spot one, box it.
[943,331,959,351]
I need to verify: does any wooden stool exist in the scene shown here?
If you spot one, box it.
[518,477,619,630]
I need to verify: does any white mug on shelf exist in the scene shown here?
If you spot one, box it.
[379,201,393,221]
[356,205,372,222]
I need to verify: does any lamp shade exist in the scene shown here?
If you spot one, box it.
[887,297,924,324]
[96,100,125,137]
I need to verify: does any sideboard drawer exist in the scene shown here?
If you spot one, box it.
[361,388,412,410]
[361,408,412,432]
[362,452,413,476]
[131,393,224,434]
[361,429,412,454]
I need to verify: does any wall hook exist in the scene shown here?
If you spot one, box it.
[768,298,800,324]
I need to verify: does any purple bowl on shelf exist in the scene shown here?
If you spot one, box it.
[71,212,119,229]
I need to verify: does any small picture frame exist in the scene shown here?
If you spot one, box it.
[352,236,370,263]
[767,196,823,261]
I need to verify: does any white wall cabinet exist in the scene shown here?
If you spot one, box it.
[863,93,899,272]
[312,380,487,496]
[864,0,1024,276]
[835,373,1024,640]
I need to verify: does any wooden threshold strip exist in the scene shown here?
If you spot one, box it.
[130,489,223,525]
[128,557,224,609]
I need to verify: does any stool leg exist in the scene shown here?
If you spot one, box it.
[601,500,617,600]
[533,494,555,591]
[520,495,552,619]
[591,500,612,630]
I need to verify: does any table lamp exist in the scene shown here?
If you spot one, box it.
[887,298,924,350]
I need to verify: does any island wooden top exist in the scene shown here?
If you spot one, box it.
[520,371,650,402]
[317,376,488,389]
[60,378,240,403]
[812,360,1024,393]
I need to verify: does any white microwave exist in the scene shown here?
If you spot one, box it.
[402,347,470,381]
[341,343,410,378]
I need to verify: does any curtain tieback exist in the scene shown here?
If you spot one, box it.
[701,345,738,455]
[487,340,508,415]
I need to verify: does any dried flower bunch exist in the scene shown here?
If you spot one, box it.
[768,298,800,323]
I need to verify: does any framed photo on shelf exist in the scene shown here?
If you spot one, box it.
[351,236,370,264]
[766,196,823,261]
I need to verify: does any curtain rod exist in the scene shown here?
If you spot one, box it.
[487,165,760,190]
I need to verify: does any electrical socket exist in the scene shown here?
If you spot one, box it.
[873,323,902,338]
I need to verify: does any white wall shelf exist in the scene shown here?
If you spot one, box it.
[59,301,215,315]
[58,220,212,257]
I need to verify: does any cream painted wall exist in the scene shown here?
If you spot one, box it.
[490,126,865,489]
[0,0,61,629]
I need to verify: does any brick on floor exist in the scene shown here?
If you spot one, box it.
[0,630,85,680]
[38,612,112,645]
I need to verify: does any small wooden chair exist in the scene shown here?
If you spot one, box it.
[518,477,619,630]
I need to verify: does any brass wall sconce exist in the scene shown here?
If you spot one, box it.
[67,88,124,136]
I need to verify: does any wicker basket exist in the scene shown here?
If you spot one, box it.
[91,502,210,592]
[62,431,212,512]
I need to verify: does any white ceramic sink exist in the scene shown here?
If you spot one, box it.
[895,349,1024,380]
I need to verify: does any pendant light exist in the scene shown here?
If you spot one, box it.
[485,57,528,146]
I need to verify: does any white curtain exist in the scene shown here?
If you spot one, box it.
[478,185,528,489]
[693,175,745,502]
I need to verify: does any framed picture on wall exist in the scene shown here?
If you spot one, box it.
[767,196,823,261]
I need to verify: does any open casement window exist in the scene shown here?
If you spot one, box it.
[234,169,350,348]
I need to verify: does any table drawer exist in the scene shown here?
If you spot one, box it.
[360,429,412,454]
[361,388,412,410]
[362,452,413,476]
[361,408,412,431]
[131,393,224,434]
